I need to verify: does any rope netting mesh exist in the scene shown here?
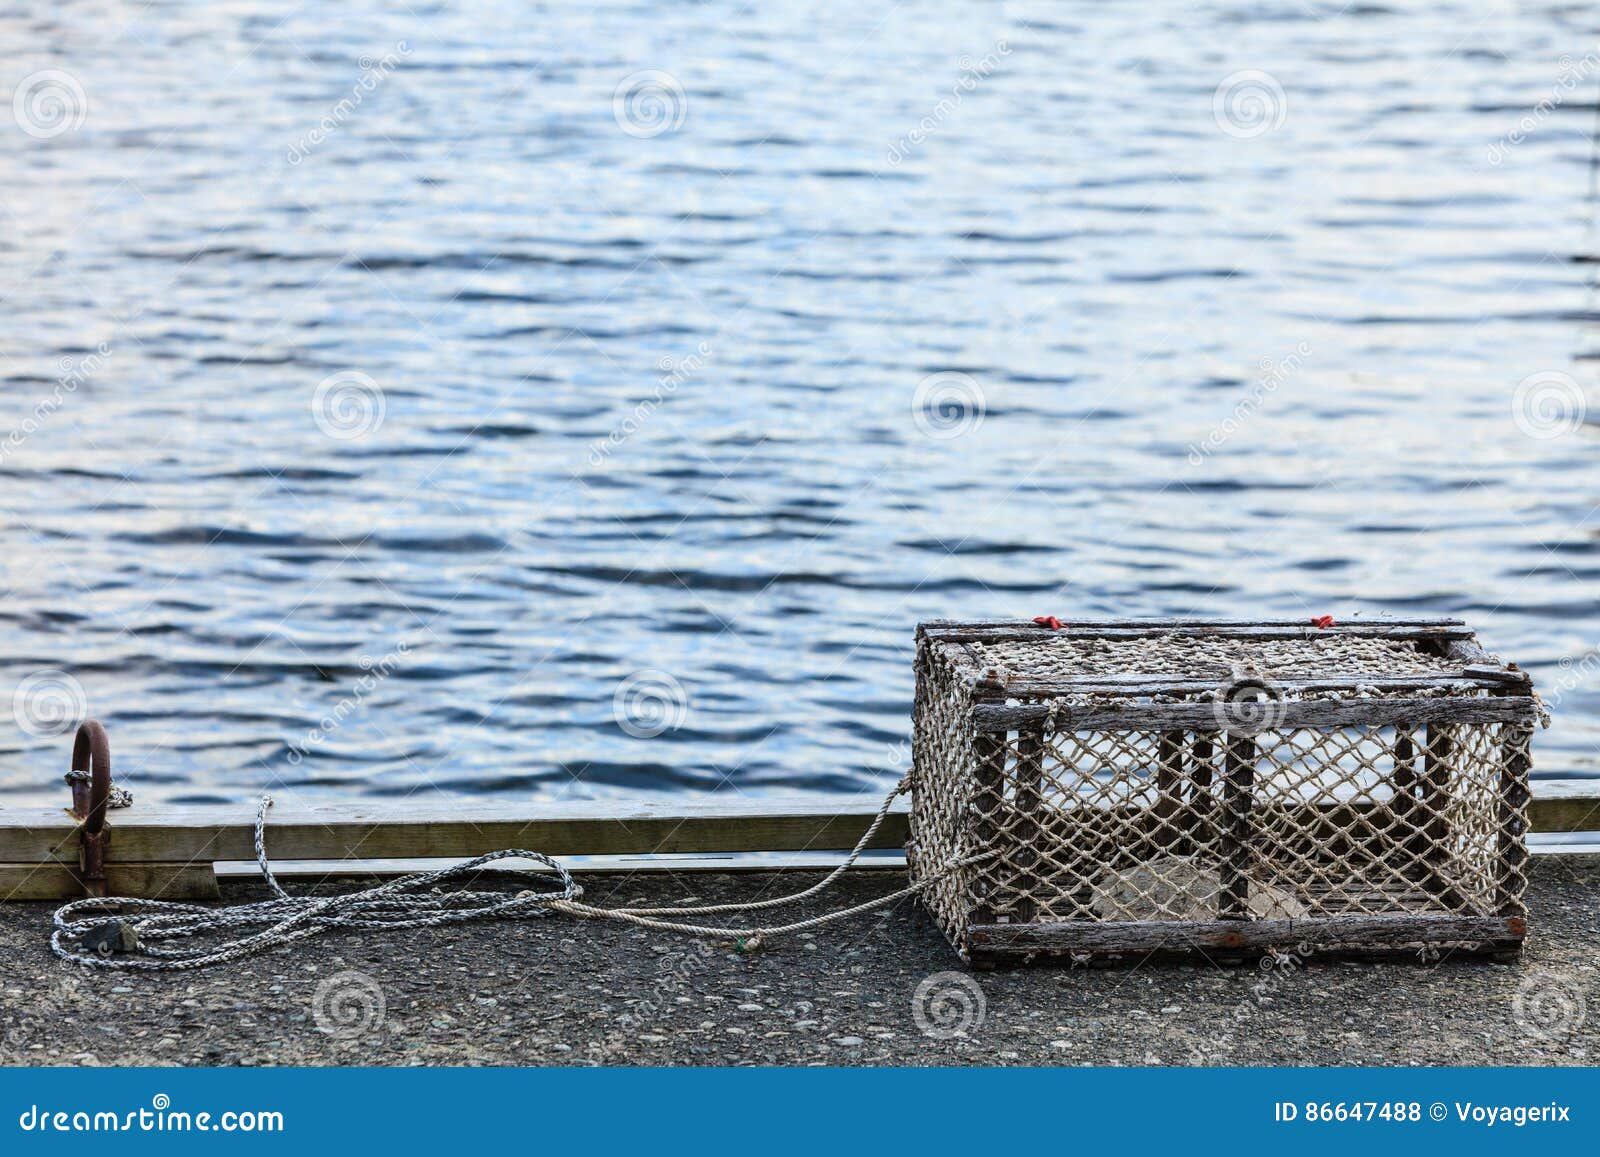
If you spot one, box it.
[908,627,1534,958]
[907,641,980,943]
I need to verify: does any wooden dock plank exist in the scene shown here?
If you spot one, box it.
[0,782,1593,879]
[0,797,917,867]
[0,862,220,902]
[1526,780,1600,836]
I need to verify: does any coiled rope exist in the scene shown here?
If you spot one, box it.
[52,776,984,971]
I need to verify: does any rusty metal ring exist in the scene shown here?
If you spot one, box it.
[70,719,111,836]
[70,720,112,896]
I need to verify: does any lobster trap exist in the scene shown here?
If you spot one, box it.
[908,618,1540,966]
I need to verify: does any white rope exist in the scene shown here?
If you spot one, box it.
[51,778,979,970]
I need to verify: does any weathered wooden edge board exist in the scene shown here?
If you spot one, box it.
[0,784,1594,876]
[965,913,1523,958]
[920,619,1472,643]
[210,851,910,879]
[1,863,220,902]
[3,853,898,901]
[979,675,1517,696]
[0,798,918,867]
[972,695,1542,731]
[1525,781,1600,835]
[920,617,1467,629]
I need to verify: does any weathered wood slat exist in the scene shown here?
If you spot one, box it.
[1444,638,1500,665]
[1151,731,1183,852]
[1188,733,1217,848]
[920,617,1466,630]
[1526,780,1599,835]
[965,913,1524,959]
[967,665,1009,925]
[1421,722,1453,860]
[972,695,1541,732]
[928,628,1477,645]
[984,674,1514,697]
[921,614,1465,624]
[920,619,1472,644]
[1,862,219,902]
[1218,735,1256,919]
[1499,725,1534,918]
[1009,726,1045,922]
[1460,664,1531,686]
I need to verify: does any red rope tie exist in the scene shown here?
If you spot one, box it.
[1311,615,1335,629]
[1032,615,1064,630]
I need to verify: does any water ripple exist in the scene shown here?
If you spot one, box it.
[1,0,1598,804]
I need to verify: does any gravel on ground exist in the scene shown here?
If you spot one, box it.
[1,857,1594,1066]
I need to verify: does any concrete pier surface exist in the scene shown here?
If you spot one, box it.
[1,858,1594,1067]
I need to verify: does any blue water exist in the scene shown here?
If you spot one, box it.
[1,1,1598,805]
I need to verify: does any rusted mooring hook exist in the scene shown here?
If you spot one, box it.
[65,720,112,898]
